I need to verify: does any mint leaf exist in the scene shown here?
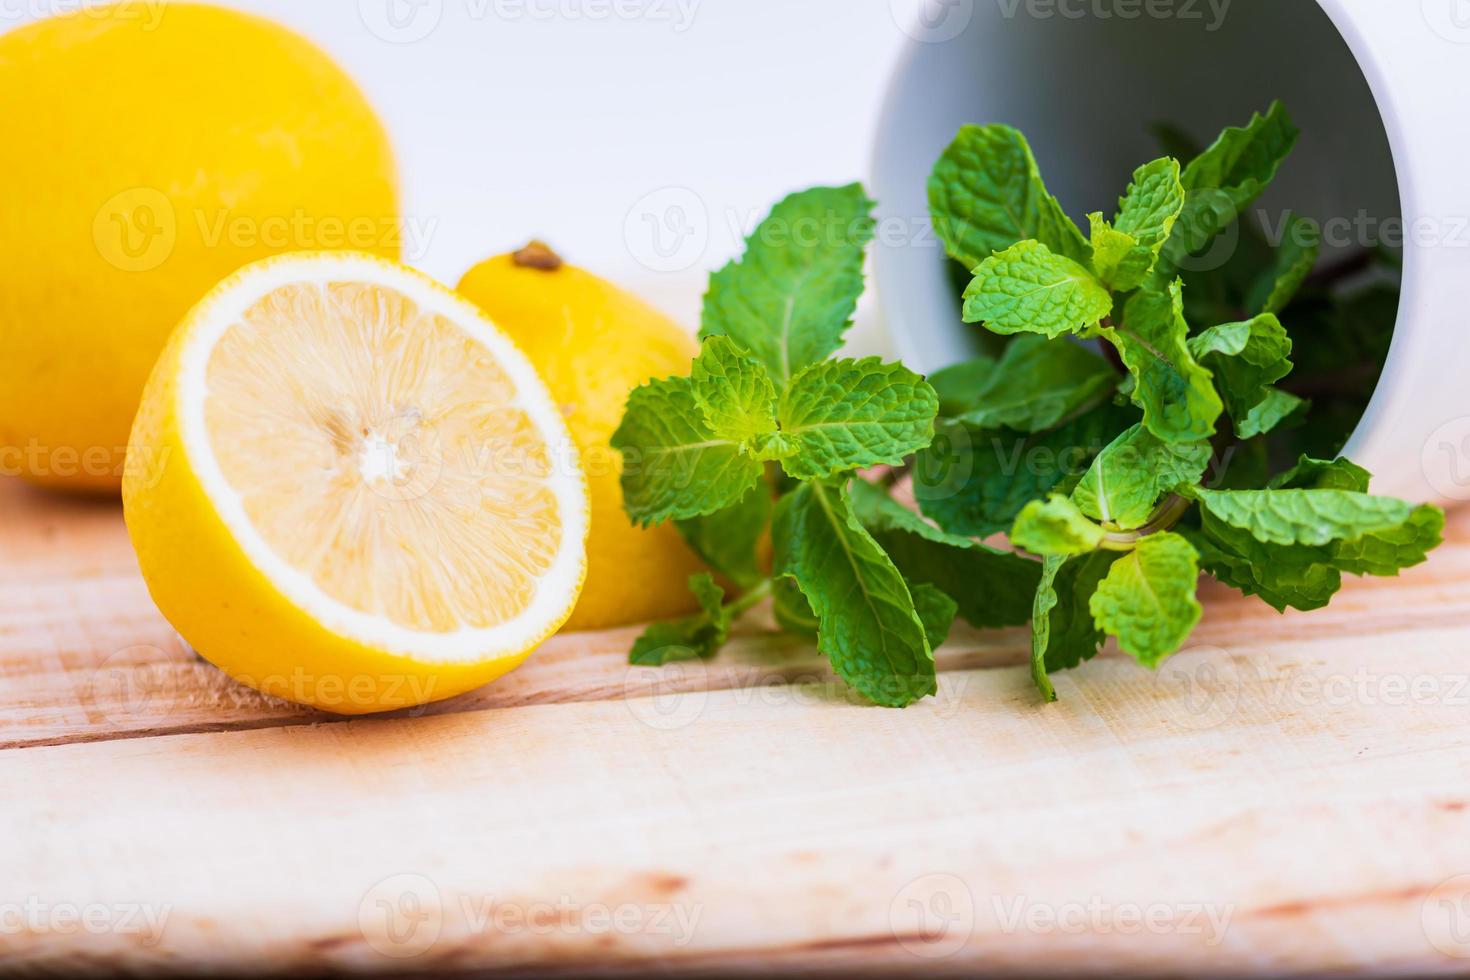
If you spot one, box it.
[1185,528,1341,614]
[928,124,1090,269]
[1193,488,1442,592]
[915,403,1136,538]
[773,482,936,707]
[1072,423,1210,529]
[1031,556,1065,702]
[1089,532,1202,667]
[1157,102,1299,280]
[953,336,1116,433]
[629,574,731,666]
[612,376,763,525]
[1088,157,1186,291]
[1011,495,1106,557]
[689,336,780,452]
[1031,550,1122,700]
[1104,280,1222,442]
[1238,387,1307,439]
[1089,217,1155,293]
[1115,157,1187,249]
[1187,314,1293,438]
[1194,488,1417,549]
[910,583,959,653]
[850,478,1039,629]
[964,241,1112,338]
[1328,506,1444,577]
[701,184,875,384]
[777,358,938,480]
[1249,213,1320,314]
[1269,455,1372,493]
[1181,101,1299,211]
[676,484,773,589]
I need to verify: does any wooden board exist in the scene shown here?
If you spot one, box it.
[5,474,1470,976]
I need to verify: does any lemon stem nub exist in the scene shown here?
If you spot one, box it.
[513,241,564,271]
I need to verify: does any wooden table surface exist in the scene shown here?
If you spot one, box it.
[4,473,1470,976]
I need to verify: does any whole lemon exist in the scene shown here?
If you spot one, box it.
[457,243,706,631]
[0,3,399,492]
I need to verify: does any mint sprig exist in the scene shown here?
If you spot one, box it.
[615,103,1443,711]
[927,102,1444,701]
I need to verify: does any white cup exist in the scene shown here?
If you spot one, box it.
[871,0,1470,504]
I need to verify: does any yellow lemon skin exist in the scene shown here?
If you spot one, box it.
[0,3,399,493]
[457,246,707,631]
[123,255,583,716]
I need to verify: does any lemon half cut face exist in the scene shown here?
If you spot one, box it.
[124,253,590,714]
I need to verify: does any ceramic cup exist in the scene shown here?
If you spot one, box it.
[872,0,1470,503]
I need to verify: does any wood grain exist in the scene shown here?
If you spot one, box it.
[5,476,1470,975]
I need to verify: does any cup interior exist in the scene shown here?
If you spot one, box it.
[871,0,1401,375]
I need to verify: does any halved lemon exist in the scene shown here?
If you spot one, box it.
[122,253,589,714]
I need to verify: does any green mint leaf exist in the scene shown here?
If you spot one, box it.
[1089,157,1186,291]
[1011,495,1107,557]
[1104,280,1222,442]
[1072,423,1211,530]
[1328,505,1444,577]
[1187,314,1293,439]
[964,241,1112,339]
[1157,102,1300,280]
[776,358,938,481]
[1184,527,1342,613]
[1030,556,1065,702]
[1031,550,1122,700]
[953,336,1116,433]
[1194,488,1418,549]
[910,583,959,653]
[929,356,998,417]
[612,376,763,525]
[1181,101,1299,210]
[773,482,936,707]
[675,484,773,589]
[1115,157,1187,249]
[928,124,1090,269]
[1269,455,1372,493]
[1249,213,1321,314]
[914,403,1137,538]
[1194,487,1442,589]
[1089,532,1202,667]
[1088,217,1154,293]
[689,336,780,451]
[1238,387,1307,439]
[850,478,1039,630]
[629,574,731,666]
[701,184,875,385]
[1043,551,1121,672]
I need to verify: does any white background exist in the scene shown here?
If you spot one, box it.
[1,0,930,352]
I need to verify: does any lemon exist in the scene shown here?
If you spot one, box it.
[122,253,589,714]
[0,3,399,493]
[457,244,707,631]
